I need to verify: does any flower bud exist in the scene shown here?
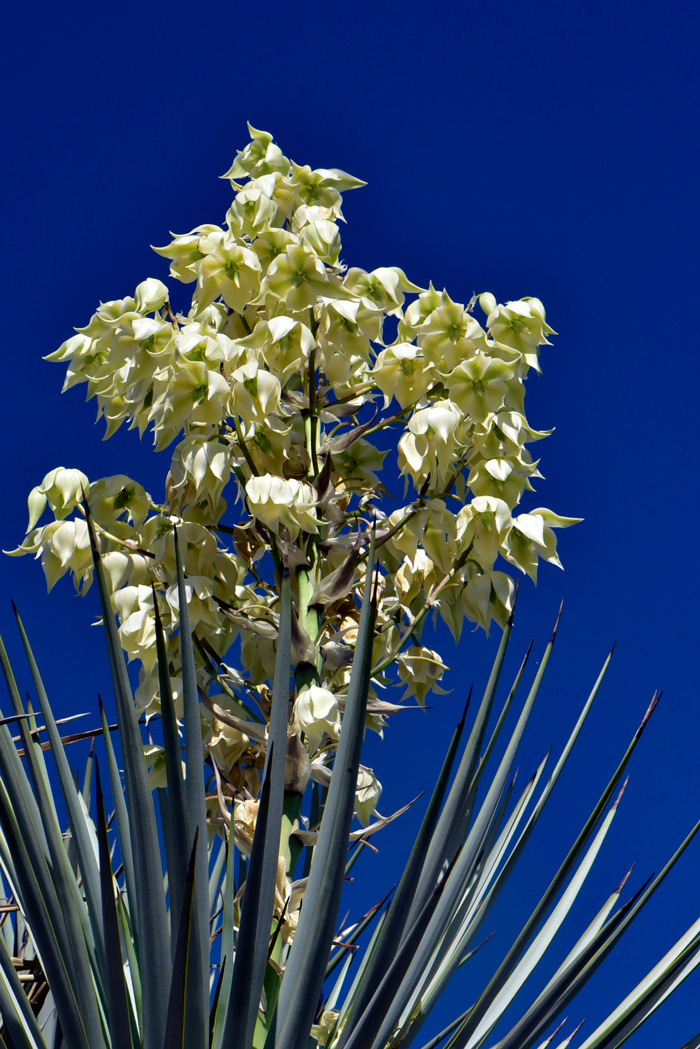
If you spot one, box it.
[27,487,48,531]
[478,292,497,316]
[294,685,340,755]
[134,278,169,315]
[355,767,382,827]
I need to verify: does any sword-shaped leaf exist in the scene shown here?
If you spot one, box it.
[386,663,607,1049]
[417,1011,472,1049]
[0,777,92,1049]
[402,765,548,1049]
[444,658,632,1049]
[221,741,276,1049]
[2,632,103,999]
[95,759,133,1049]
[457,645,615,959]
[85,500,171,1049]
[0,638,104,1049]
[153,590,189,947]
[375,615,561,1049]
[209,837,226,919]
[337,694,471,1049]
[463,790,625,1049]
[577,930,700,1049]
[173,530,208,1039]
[491,814,700,1049]
[405,608,521,937]
[344,865,453,1049]
[0,933,47,1049]
[0,637,50,862]
[325,889,393,981]
[13,606,107,978]
[221,563,292,1049]
[162,830,199,1049]
[211,837,235,1049]
[99,696,138,960]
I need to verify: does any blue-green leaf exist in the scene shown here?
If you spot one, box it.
[13,606,107,979]
[162,831,199,1049]
[153,590,189,948]
[336,696,470,1049]
[95,759,134,1049]
[173,529,208,1036]
[99,696,139,964]
[222,564,292,1049]
[85,501,171,1049]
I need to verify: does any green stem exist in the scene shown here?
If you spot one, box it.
[306,348,320,479]
[330,383,377,406]
[359,507,421,564]
[232,416,259,477]
[361,403,413,438]
[295,539,322,692]
[370,560,466,678]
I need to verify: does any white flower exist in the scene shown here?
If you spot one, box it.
[398,645,449,706]
[355,767,382,827]
[27,467,89,529]
[245,474,318,539]
[371,343,432,408]
[501,508,582,583]
[114,584,157,669]
[398,400,463,488]
[311,1010,340,1048]
[294,685,340,754]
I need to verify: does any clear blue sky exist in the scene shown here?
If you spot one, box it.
[1,1,699,1045]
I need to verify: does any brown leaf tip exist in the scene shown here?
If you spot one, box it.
[637,689,663,735]
[615,863,635,895]
[612,774,630,809]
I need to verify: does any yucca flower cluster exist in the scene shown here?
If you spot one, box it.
[10,124,575,816]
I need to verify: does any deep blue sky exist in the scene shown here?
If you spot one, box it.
[2,0,699,1045]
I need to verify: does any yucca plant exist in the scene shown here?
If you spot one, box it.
[2,125,699,1049]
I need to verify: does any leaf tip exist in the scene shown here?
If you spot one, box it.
[615,862,635,895]
[508,577,520,626]
[94,753,103,803]
[459,685,473,728]
[550,600,563,642]
[152,583,163,629]
[637,689,663,736]
[612,774,629,809]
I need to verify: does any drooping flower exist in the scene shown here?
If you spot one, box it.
[294,685,340,755]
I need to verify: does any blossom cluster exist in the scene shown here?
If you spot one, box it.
[9,126,577,852]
